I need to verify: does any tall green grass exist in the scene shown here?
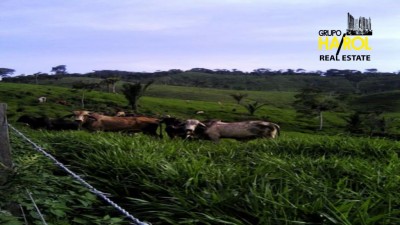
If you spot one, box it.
[26,130,400,225]
[3,130,131,225]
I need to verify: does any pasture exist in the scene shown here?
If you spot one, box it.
[1,81,400,224]
[12,128,400,224]
[0,82,349,133]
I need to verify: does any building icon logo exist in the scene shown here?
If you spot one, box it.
[346,13,372,35]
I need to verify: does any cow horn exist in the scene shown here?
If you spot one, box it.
[199,122,206,127]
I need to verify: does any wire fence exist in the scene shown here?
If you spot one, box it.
[8,124,149,225]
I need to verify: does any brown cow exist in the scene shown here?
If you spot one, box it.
[73,111,162,137]
[184,119,280,142]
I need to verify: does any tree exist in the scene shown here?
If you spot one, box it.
[51,65,67,75]
[252,68,271,75]
[344,111,395,137]
[0,68,15,78]
[33,72,42,85]
[343,111,364,134]
[365,68,378,74]
[296,68,306,73]
[243,101,266,116]
[344,73,365,93]
[101,77,120,93]
[121,80,154,113]
[72,81,100,108]
[230,93,248,104]
[293,88,339,130]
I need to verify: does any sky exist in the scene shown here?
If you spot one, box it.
[1,0,399,75]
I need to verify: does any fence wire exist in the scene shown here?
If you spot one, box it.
[26,189,48,225]
[8,124,149,225]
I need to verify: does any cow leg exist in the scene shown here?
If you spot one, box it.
[142,124,161,138]
[263,127,277,139]
[207,134,220,143]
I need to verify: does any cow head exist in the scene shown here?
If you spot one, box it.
[115,111,126,117]
[73,110,91,123]
[184,119,206,139]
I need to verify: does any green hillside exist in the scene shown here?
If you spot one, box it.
[0,82,350,133]
[1,80,400,135]
[351,91,400,112]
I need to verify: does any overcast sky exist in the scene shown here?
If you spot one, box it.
[1,0,399,75]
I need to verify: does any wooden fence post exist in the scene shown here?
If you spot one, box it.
[0,103,13,185]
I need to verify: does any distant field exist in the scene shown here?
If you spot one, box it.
[32,76,297,108]
[0,82,349,132]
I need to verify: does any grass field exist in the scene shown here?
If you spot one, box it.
[0,82,349,133]
[18,128,400,224]
[1,80,400,224]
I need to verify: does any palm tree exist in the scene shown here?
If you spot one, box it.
[121,80,154,113]
[243,101,266,116]
[230,93,248,104]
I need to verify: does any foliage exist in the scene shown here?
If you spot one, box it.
[1,130,130,224]
[1,78,400,224]
[229,93,248,104]
[5,68,400,93]
[121,80,154,112]
[51,65,67,75]
[72,81,101,108]
[2,81,399,136]
[24,130,400,225]
[101,77,120,93]
[293,88,339,130]
[344,73,364,93]
[0,68,15,77]
[344,111,397,137]
[242,101,266,116]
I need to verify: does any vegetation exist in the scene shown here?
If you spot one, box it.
[1,70,400,224]
[4,68,400,93]
[1,129,130,225]
[0,68,15,78]
[51,65,67,75]
[230,93,248,104]
[101,77,120,93]
[121,80,154,112]
[17,130,400,225]
[293,88,340,130]
[242,101,266,116]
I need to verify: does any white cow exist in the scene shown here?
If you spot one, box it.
[38,96,47,103]
[184,119,280,142]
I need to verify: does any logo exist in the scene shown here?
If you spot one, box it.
[318,13,373,62]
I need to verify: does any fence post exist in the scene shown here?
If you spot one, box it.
[0,103,13,185]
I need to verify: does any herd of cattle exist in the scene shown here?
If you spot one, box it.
[16,111,280,142]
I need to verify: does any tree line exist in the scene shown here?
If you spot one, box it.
[1,65,400,79]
